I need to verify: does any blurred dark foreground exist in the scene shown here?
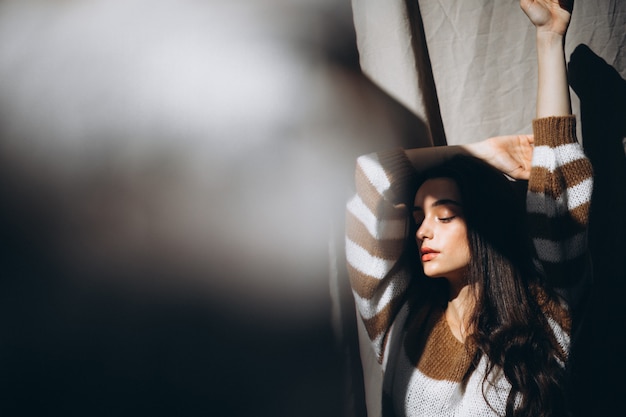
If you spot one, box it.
[0,0,425,415]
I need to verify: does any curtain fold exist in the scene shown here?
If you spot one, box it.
[352,0,626,146]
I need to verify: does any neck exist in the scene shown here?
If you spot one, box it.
[445,284,474,342]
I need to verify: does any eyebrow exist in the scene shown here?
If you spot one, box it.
[412,199,462,212]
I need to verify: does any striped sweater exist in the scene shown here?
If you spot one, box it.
[345,116,593,417]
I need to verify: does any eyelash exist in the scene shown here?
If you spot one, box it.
[438,216,456,223]
[413,215,456,227]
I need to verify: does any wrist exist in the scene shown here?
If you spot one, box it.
[536,30,565,48]
[463,140,489,160]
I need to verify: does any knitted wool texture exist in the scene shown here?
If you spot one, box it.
[345,116,593,417]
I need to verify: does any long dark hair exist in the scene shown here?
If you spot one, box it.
[415,154,569,417]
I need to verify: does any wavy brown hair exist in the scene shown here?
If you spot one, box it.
[415,154,570,417]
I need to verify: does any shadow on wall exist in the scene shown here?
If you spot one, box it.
[568,43,626,417]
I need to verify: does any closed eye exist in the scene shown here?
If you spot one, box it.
[438,216,456,223]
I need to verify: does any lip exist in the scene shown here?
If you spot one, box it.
[420,247,439,262]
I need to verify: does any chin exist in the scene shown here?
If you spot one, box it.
[423,270,445,279]
[422,265,443,277]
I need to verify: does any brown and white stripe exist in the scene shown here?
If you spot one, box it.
[527,116,593,284]
[346,152,414,360]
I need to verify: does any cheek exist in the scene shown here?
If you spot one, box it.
[451,227,470,259]
[459,241,471,262]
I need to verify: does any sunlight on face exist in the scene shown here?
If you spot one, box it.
[413,178,471,285]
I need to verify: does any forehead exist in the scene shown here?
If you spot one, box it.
[413,178,462,206]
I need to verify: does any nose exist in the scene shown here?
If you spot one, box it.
[416,220,432,241]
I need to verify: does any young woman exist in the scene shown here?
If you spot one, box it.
[345,1,592,416]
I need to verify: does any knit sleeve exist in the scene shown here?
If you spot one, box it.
[527,116,593,287]
[345,149,415,362]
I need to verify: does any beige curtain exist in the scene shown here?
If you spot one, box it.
[352,0,626,146]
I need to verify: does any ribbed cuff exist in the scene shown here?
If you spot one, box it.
[377,148,416,205]
[532,116,577,147]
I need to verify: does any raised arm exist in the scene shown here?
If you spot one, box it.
[345,149,415,362]
[405,134,534,181]
[521,0,594,288]
[405,1,575,179]
[521,0,573,117]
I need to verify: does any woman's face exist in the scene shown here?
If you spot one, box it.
[413,178,470,284]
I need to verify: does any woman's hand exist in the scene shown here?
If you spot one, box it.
[520,0,572,36]
[465,134,534,180]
